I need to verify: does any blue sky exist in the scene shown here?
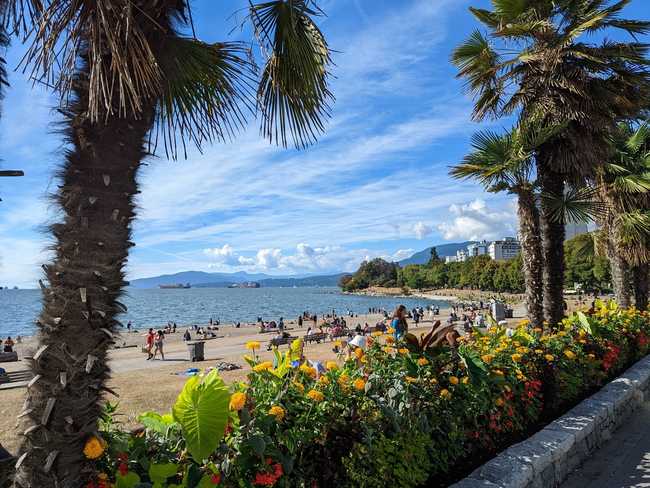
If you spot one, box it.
[0,0,647,287]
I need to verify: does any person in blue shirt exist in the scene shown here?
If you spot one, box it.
[391,305,408,340]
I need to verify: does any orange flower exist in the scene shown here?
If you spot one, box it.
[229,392,246,411]
[353,378,366,391]
[83,436,105,460]
[417,357,429,366]
[268,405,285,421]
[307,389,324,402]
[449,376,459,385]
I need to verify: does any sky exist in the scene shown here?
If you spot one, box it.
[0,0,647,288]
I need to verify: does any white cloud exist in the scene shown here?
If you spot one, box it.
[203,244,239,265]
[392,249,415,261]
[437,199,517,242]
[413,221,433,240]
[255,248,283,270]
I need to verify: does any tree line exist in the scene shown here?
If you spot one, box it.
[341,234,613,295]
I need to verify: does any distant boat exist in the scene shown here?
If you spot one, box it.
[159,283,191,289]
[228,281,260,289]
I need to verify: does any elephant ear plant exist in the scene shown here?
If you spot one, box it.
[9,1,333,486]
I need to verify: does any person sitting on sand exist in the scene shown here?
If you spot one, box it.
[306,326,313,336]
[152,330,165,360]
[3,337,15,353]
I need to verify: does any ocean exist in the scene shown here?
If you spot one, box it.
[0,287,448,337]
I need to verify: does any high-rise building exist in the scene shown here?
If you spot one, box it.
[467,240,489,257]
[488,237,521,261]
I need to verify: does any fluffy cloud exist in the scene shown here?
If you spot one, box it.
[413,221,433,240]
[203,244,239,265]
[437,199,517,241]
[255,248,283,269]
[391,249,415,261]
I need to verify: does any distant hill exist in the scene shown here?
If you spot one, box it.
[129,271,345,289]
[398,241,476,266]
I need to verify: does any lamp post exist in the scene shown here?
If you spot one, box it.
[0,170,24,201]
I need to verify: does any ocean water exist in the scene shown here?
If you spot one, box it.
[0,287,448,337]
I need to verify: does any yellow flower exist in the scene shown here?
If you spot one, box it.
[518,319,530,327]
[495,397,505,407]
[326,361,338,371]
[245,341,261,351]
[511,353,522,362]
[229,392,246,411]
[307,389,324,402]
[405,376,417,384]
[440,389,451,399]
[293,381,305,393]
[353,378,366,391]
[385,336,395,345]
[534,349,544,354]
[516,347,529,354]
[268,405,286,421]
[462,376,469,385]
[338,373,350,388]
[371,331,383,337]
[533,327,543,333]
[253,361,273,373]
[398,348,409,355]
[545,354,555,362]
[354,348,364,359]
[318,376,330,385]
[98,473,108,481]
[587,353,596,360]
[492,369,504,376]
[300,364,317,378]
[430,377,438,385]
[83,436,105,460]
[481,354,494,364]
[417,357,429,366]
[384,346,396,354]
[563,350,576,360]
[387,327,396,334]
[449,376,459,385]
[334,340,342,347]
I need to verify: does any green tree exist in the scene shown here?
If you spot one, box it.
[14,1,333,485]
[600,121,650,309]
[451,126,547,325]
[453,0,650,323]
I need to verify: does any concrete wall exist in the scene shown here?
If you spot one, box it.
[451,355,650,488]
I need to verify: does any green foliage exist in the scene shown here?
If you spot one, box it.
[339,258,400,291]
[172,370,230,462]
[343,429,433,488]
[564,233,611,291]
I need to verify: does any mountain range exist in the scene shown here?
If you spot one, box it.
[128,241,474,288]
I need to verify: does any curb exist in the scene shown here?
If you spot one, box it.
[450,355,650,488]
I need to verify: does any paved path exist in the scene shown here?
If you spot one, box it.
[563,401,650,488]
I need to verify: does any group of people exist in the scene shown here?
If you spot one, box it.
[144,328,166,360]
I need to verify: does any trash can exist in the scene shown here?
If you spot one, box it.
[187,341,205,362]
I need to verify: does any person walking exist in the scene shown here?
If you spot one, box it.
[145,328,155,360]
[152,330,165,361]
[391,305,408,341]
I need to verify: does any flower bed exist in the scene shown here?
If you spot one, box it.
[90,301,650,488]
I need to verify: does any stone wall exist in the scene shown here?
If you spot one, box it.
[451,355,650,488]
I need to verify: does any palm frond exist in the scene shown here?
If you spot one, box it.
[541,185,607,224]
[492,0,527,22]
[21,0,174,122]
[626,123,650,153]
[155,39,256,159]
[250,0,333,148]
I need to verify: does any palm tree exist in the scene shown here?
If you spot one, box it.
[451,126,544,327]
[452,0,650,324]
[12,1,333,486]
[601,121,650,309]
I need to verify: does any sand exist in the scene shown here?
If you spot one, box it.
[0,303,530,455]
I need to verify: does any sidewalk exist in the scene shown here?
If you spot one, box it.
[563,401,650,487]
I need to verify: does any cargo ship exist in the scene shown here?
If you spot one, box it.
[159,283,191,289]
[227,281,260,289]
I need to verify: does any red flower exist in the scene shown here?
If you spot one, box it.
[117,452,128,463]
[211,473,222,485]
[253,472,277,486]
[85,482,97,488]
[118,462,128,476]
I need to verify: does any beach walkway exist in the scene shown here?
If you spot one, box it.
[562,401,650,487]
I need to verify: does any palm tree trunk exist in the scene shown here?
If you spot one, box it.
[606,239,633,309]
[538,165,566,326]
[516,188,544,328]
[15,71,155,486]
[632,264,649,311]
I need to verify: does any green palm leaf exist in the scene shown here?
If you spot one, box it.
[250,0,333,148]
[156,39,256,159]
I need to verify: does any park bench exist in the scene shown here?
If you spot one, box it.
[267,336,298,350]
[330,329,351,340]
[0,352,18,363]
[303,332,328,344]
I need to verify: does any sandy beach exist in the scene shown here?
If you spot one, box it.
[0,304,530,454]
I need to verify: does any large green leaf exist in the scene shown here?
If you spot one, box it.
[149,463,179,488]
[172,370,230,462]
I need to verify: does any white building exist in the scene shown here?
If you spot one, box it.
[467,240,489,257]
[488,237,521,261]
[455,249,469,262]
[445,256,458,264]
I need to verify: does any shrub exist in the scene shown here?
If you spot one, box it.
[92,301,650,488]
